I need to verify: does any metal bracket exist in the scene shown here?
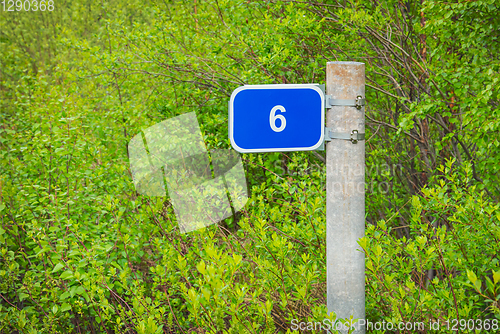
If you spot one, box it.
[324,128,365,144]
[325,95,365,109]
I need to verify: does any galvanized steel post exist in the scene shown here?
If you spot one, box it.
[326,61,365,333]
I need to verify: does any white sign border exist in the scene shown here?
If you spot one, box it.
[229,84,325,153]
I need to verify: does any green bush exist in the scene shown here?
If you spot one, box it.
[362,160,500,333]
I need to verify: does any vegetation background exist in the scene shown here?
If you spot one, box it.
[1,0,499,333]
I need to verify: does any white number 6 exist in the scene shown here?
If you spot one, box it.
[269,105,286,132]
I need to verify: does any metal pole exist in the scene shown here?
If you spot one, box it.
[326,61,365,334]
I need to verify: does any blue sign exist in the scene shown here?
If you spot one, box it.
[229,84,325,153]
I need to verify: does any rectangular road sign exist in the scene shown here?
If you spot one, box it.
[229,84,324,153]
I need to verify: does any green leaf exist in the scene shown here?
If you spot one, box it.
[358,237,368,250]
[467,269,477,284]
[75,286,85,295]
[297,287,306,299]
[265,299,273,314]
[60,303,71,312]
[59,291,71,300]
[366,260,374,272]
[493,270,500,285]
[233,254,242,266]
[70,286,78,298]
[81,291,90,303]
[52,263,65,273]
[196,260,206,275]
[18,293,30,301]
[474,279,482,292]
[60,270,73,280]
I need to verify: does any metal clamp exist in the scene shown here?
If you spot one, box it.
[325,128,365,144]
[326,95,365,110]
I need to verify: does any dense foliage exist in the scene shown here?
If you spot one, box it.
[1,0,499,333]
